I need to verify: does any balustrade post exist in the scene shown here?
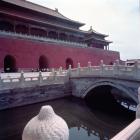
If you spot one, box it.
[59,66,63,74]
[134,61,138,79]
[113,60,119,76]
[52,68,55,75]
[88,61,91,71]
[20,71,25,86]
[68,65,72,77]
[38,71,43,84]
[116,59,119,65]
[113,62,117,76]
[52,68,56,81]
[88,61,91,67]
[136,87,140,118]
[77,62,81,75]
[100,60,104,75]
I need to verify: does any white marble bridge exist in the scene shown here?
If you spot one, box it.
[0,60,140,102]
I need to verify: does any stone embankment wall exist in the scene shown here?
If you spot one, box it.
[0,82,71,110]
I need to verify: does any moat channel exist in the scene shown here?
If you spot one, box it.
[0,95,135,140]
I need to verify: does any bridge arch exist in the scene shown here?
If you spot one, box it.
[82,80,138,104]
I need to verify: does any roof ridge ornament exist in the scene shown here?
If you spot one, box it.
[90,26,93,30]
[55,8,58,12]
[89,26,93,31]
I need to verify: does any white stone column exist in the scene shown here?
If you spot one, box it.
[22,105,69,140]
[108,45,109,50]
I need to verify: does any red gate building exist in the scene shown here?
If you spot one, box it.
[0,0,120,72]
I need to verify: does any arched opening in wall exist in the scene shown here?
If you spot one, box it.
[59,33,68,41]
[0,21,14,32]
[110,62,113,65]
[66,58,74,69]
[4,55,17,72]
[39,55,48,71]
[15,24,29,34]
[85,85,136,124]
[30,28,47,37]
[48,31,58,39]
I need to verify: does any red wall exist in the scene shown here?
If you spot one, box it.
[0,36,120,71]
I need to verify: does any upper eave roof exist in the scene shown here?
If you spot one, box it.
[1,0,85,27]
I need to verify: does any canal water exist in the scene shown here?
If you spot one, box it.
[0,96,135,140]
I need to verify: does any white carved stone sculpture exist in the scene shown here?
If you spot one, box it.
[22,105,69,140]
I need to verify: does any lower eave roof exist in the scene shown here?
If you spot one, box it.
[84,36,112,43]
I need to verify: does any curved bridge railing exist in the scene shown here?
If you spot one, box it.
[68,60,140,81]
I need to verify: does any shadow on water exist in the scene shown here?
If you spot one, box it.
[0,91,136,140]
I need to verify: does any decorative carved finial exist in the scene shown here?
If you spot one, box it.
[22,105,69,140]
[55,8,58,12]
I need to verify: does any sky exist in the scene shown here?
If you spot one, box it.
[28,0,140,60]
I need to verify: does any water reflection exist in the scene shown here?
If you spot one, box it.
[70,127,100,140]
[0,97,134,140]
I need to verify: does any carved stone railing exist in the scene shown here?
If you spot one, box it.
[111,87,140,140]
[0,30,87,48]
[68,60,140,81]
[0,60,140,89]
[0,68,68,90]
